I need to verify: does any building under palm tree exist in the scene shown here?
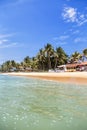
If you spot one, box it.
[66,61,87,72]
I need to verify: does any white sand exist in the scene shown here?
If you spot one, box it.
[3,72,87,85]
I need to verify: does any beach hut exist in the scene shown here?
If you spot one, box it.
[66,62,87,72]
[55,65,67,72]
[76,62,87,71]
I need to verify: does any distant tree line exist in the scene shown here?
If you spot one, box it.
[0,43,87,72]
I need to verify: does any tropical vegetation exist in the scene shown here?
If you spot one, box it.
[0,43,87,72]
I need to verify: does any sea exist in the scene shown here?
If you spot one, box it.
[0,74,87,130]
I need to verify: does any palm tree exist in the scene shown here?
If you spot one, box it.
[0,60,13,72]
[56,47,68,65]
[70,51,81,63]
[23,56,31,67]
[31,57,38,71]
[83,48,87,61]
[52,51,59,69]
[44,43,54,70]
[37,49,45,70]
[5,60,12,71]
[11,60,17,67]
[0,63,7,72]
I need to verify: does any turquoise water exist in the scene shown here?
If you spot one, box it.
[0,75,87,130]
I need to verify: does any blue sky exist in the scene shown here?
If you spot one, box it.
[0,0,87,63]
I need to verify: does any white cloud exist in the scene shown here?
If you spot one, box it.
[53,35,69,41]
[56,42,67,45]
[0,42,17,49]
[0,33,15,38]
[74,37,87,43]
[77,19,87,26]
[0,33,18,49]
[0,39,8,45]
[62,6,87,26]
[53,35,69,45]
[72,30,80,34]
[59,35,69,40]
[62,6,77,22]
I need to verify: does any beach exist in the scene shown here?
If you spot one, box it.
[3,72,87,85]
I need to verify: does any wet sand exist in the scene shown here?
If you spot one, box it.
[3,72,87,85]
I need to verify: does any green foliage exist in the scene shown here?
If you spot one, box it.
[0,43,87,72]
[70,51,81,63]
[56,47,68,65]
[83,48,87,58]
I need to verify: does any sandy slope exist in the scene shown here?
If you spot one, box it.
[3,72,87,85]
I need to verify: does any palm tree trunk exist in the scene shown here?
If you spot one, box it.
[54,57,57,69]
[48,52,51,69]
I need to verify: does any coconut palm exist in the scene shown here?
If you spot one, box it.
[52,51,59,69]
[70,51,81,63]
[37,49,45,70]
[31,57,38,71]
[56,47,68,65]
[11,60,17,67]
[23,56,31,67]
[44,43,54,70]
[0,60,12,72]
[83,48,87,61]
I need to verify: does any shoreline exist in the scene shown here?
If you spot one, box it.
[2,72,87,85]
